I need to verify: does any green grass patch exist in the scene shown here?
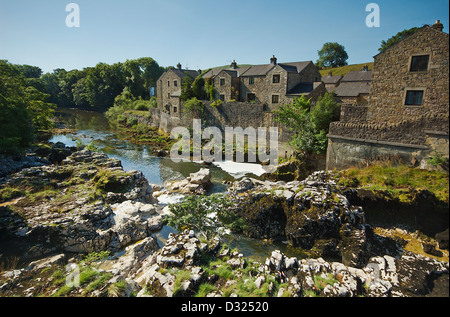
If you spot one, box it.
[337,164,449,204]
[319,62,374,77]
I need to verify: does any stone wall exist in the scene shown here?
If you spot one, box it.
[150,100,296,156]
[326,137,429,170]
[368,27,449,125]
[326,26,449,170]
[327,112,449,170]
[329,113,449,147]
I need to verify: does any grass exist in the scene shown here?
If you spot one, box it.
[319,62,374,77]
[374,227,449,263]
[336,164,449,204]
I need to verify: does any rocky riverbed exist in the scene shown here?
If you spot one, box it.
[0,146,448,297]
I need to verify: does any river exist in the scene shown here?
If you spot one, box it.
[50,108,308,261]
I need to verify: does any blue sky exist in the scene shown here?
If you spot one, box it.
[0,0,448,73]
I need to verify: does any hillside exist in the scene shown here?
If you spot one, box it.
[319,62,374,77]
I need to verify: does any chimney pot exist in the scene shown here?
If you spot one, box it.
[231,60,237,69]
[177,63,182,70]
[432,20,444,32]
[270,55,277,66]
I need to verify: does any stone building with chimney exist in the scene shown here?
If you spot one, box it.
[202,56,325,110]
[156,63,200,117]
[334,67,372,105]
[326,21,449,170]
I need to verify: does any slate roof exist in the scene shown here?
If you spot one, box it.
[341,70,372,82]
[240,64,275,77]
[286,83,314,95]
[322,75,343,84]
[335,82,371,97]
[171,68,201,79]
[280,61,311,74]
[202,66,250,79]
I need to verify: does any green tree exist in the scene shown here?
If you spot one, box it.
[273,92,340,157]
[13,64,42,78]
[183,97,204,118]
[166,194,245,239]
[192,75,206,100]
[180,73,194,102]
[0,60,55,155]
[316,42,349,68]
[378,27,420,53]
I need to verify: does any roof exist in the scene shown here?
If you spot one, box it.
[240,64,275,77]
[335,82,371,97]
[322,75,343,84]
[287,83,314,95]
[240,61,312,77]
[372,25,449,58]
[279,61,311,74]
[341,70,372,82]
[171,68,200,79]
[203,66,250,79]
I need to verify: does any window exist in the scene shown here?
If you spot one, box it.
[168,93,171,99]
[219,94,225,101]
[272,95,279,104]
[168,80,170,87]
[249,77,255,85]
[272,74,280,84]
[174,80,178,87]
[405,90,424,106]
[173,106,177,113]
[247,93,256,102]
[410,55,429,72]
[220,78,225,86]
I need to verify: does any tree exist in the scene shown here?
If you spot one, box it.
[166,194,245,239]
[183,97,204,118]
[0,60,55,155]
[273,92,340,157]
[316,42,349,69]
[378,27,420,53]
[180,73,194,102]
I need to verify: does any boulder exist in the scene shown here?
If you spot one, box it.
[166,168,212,195]
[435,228,449,250]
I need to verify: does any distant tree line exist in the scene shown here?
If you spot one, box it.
[38,57,165,110]
[0,60,56,155]
[0,57,166,155]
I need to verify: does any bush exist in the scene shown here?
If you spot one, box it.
[273,92,339,157]
[183,97,205,118]
[166,194,245,239]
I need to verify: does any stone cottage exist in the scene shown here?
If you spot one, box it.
[334,67,372,105]
[321,71,343,92]
[204,56,325,110]
[156,63,200,117]
[326,21,449,170]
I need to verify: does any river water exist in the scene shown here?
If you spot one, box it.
[50,108,308,261]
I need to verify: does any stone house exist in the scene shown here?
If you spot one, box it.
[210,61,250,102]
[333,67,372,105]
[204,56,325,110]
[156,63,200,118]
[321,71,343,92]
[326,21,449,170]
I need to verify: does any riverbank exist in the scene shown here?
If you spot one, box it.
[0,141,448,297]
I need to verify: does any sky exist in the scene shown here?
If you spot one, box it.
[0,0,448,73]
